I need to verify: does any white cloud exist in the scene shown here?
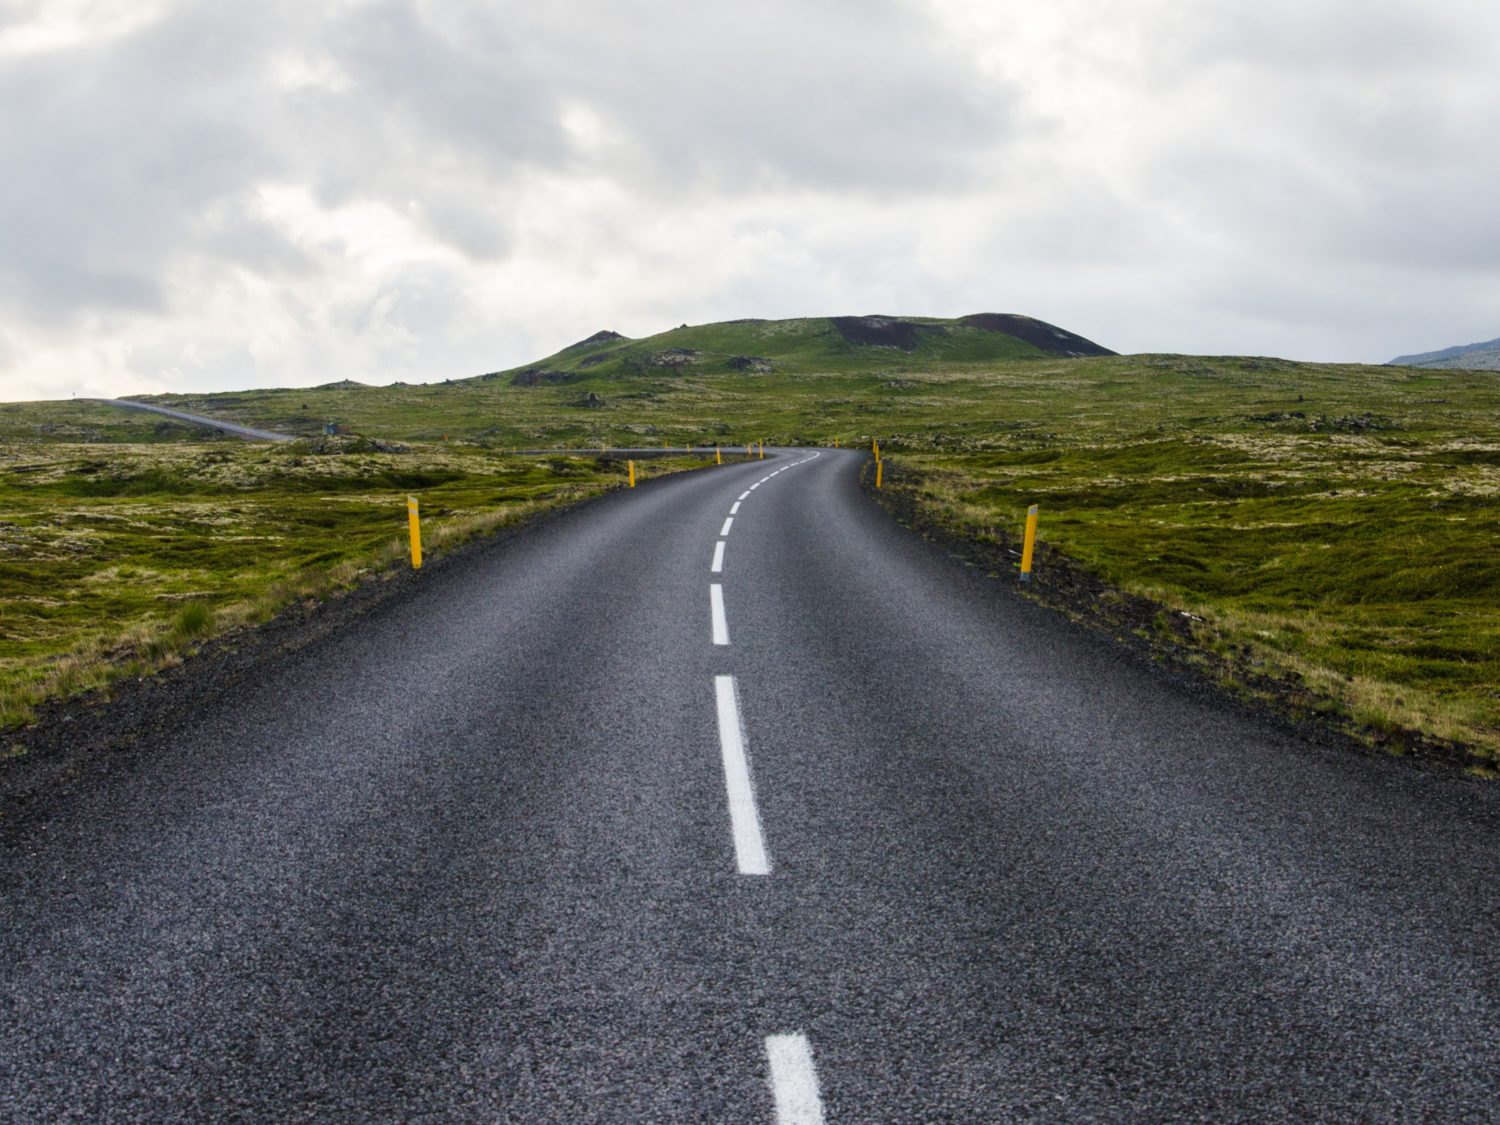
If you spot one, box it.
[0,0,172,57]
[3,0,1500,402]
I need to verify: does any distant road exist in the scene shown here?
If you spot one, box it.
[2,448,1496,1119]
[87,397,296,442]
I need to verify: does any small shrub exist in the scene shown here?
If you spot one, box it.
[175,601,213,638]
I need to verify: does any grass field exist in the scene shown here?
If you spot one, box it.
[6,315,1498,767]
[0,438,710,734]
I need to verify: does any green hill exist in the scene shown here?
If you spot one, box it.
[482,313,1114,385]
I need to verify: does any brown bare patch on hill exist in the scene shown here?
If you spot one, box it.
[959,313,1115,357]
[831,316,934,351]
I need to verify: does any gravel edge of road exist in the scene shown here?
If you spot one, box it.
[0,484,628,829]
[863,458,1493,778]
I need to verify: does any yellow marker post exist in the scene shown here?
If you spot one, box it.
[715,445,722,465]
[407,495,423,570]
[872,438,880,460]
[758,442,765,460]
[1019,504,1039,584]
[628,460,636,488]
[875,460,883,489]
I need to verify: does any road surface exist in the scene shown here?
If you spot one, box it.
[1,448,1496,1121]
[88,398,296,442]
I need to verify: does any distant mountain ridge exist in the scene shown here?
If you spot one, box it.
[1389,336,1500,370]
[480,313,1114,386]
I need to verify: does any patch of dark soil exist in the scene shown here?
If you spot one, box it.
[1310,413,1397,432]
[578,353,613,368]
[727,356,773,373]
[509,369,572,387]
[304,435,410,454]
[569,329,627,349]
[831,315,933,351]
[866,461,1487,775]
[959,313,1116,357]
[1246,411,1307,423]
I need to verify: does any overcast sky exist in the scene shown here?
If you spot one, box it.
[3,0,1499,401]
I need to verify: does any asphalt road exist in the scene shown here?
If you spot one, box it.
[88,398,296,442]
[2,448,1496,1121]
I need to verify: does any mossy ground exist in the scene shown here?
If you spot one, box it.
[0,440,712,732]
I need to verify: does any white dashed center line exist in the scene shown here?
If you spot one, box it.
[765,1033,824,1123]
[720,517,734,537]
[711,540,726,573]
[714,675,769,875]
[738,491,751,501]
[710,583,730,645]
[730,501,741,514]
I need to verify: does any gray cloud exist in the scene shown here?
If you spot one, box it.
[2,0,1500,400]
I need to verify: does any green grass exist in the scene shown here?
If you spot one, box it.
[0,440,713,731]
[5,317,1499,765]
[890,432,1500,761]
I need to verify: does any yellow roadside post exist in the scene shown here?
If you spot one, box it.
[875,460,883,489]
[1019,504,1039,584]
[407,495,423,570]
[628,460,636,488]
[758,442,765,459]
[716,445,722,465]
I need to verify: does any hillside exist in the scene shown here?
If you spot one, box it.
[483,313,1114,385]
[1389,336,1500,370]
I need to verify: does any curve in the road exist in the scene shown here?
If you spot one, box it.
[1,446,1495,1122]
[87,397,297,442]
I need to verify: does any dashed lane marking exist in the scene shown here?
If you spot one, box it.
[710,583,730,645]
[765,1033,824,1123]
[714,675,770,876]
[721,517,734,537]
[711,540,726,574]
